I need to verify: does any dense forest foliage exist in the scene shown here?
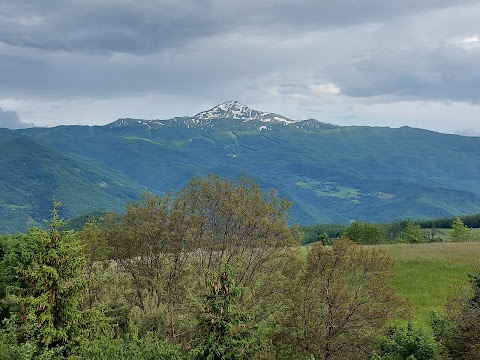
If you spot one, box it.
[0,130,143,233]
[5,121,480,231]
[1,176,479,359]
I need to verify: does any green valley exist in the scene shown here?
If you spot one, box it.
[2,102,480,232]
[11,120,480,229]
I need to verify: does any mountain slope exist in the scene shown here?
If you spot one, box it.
[193,101,294,123]
[0,129,144,233]
[15,102,480,226]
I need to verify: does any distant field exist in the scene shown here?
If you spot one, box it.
[302,241,480,327]
[295,178,360,201]
[378,242,480,326]
[429,227,480,241]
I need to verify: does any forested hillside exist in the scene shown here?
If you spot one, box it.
[14,119,480,226]
[3,102,480,232]
[0,129,144,233]
[1,176,478,359]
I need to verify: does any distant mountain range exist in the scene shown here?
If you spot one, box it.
[0,128,144,233]
[111,101,318,129]
[2,101,480,233]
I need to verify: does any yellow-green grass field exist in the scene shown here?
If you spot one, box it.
[430,227,480,242]
[303,241,480,327]
[378,242,480,326]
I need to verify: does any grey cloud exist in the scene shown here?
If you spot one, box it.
[0,108,32,129]
[0,31,293,100]
[1,1,210,54]
[0,0,477,55]
[455,128,480,137]
[1,0,480,131]
[328,43,480,104]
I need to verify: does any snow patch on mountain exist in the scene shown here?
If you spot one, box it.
[193,101,294,124]
[109,102,333,131]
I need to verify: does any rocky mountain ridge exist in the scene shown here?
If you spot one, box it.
[110,101,329,130]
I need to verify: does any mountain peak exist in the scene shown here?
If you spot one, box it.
[217,100,242,109]
[192,101,294,123]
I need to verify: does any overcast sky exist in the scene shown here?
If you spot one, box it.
[1,0,480,134]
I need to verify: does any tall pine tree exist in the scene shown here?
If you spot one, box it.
[2,201,98,357]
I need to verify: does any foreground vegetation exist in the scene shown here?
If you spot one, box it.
[381,242,480,325]
[1,175,479,359]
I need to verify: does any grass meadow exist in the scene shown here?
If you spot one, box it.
[430,227,480,242]
[378,242,480,326]
[303,240,480,327]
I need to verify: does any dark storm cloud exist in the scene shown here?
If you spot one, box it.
[0,0,476,54]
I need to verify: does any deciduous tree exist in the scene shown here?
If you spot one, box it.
[106,192,193,339]
[345,221,386,244]
[396,220,426,243]
[372,323,437,360]
[178,175,298,288]
[431,272,480,359]
[451,216,472,242]
[279,239,401,360]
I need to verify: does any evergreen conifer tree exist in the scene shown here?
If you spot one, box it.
[2,201,100,357]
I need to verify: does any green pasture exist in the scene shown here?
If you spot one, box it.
[295,178,360,200]
[302,241,480,327]
[378,242,480,326]
[429,227,480,241]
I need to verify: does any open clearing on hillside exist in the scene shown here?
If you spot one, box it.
[428,227,480,242]
[377,242,480,326]
[295,178,360,200]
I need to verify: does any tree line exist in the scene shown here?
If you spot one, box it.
[302,216,480,245]
[0,175,479,359]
